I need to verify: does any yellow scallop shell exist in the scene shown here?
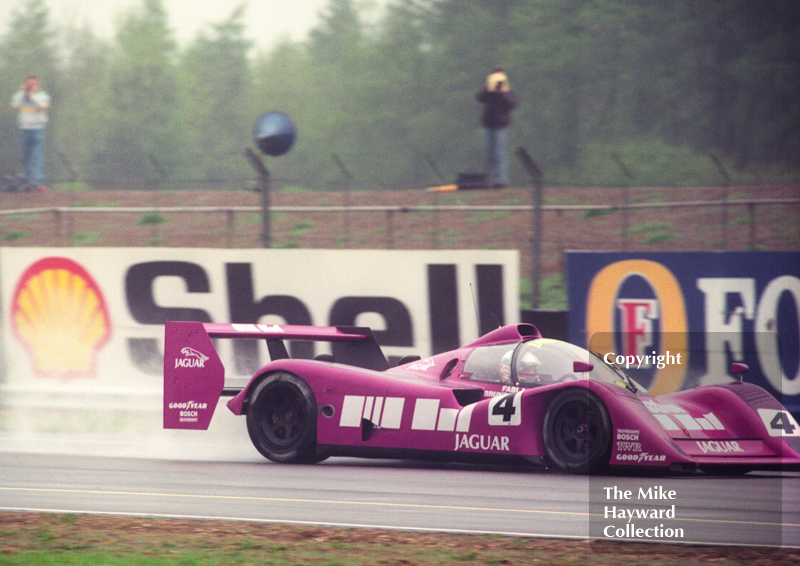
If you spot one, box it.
[12,258,111,378]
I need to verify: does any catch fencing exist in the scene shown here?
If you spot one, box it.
[1,186,798,307]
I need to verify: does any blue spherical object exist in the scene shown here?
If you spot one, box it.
[253,111,296,156]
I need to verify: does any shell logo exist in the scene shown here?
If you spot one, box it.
[11,257,112,379]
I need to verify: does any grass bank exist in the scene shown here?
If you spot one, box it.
[0,512,794,565]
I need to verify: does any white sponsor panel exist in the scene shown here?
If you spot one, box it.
[642,400,686,414]
[644,401,726,433]
[411,398,441,431]
[653,414,680,431]
[232,323,283,333]
[757,408,800,437]
[340,395,483,436]
[339,396,405,429]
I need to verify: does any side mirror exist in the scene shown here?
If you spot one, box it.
[731,362,749,376]
[573,361,594,373]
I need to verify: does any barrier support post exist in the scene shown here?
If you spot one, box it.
[516,147,544,309]
[245,148,271,248]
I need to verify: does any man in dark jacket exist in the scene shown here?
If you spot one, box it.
[476,68,516,188]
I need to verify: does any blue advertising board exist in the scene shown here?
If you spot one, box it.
[566,252,799,413]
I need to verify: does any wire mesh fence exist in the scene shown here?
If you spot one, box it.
[2,183,798,304]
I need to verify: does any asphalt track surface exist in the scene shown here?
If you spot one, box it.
[1,451,798,548]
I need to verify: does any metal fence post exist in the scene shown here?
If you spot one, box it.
[611,153,635,251]
[332,153,353,245]
[226,209,235,248]
[707,153,732,250]
[386,209,395,249]
[245,148,271,248]
[515,147,544,309]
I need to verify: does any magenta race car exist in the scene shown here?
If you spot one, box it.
[163,322,800,474]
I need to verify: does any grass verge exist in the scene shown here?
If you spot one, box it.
[0,512,795,565]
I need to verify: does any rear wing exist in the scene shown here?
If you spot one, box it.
[163,321,387,430]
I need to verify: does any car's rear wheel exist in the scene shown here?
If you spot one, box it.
[246,372,318,463]
[543,388,611,474]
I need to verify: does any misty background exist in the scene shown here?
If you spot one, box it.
[1,0,798,192]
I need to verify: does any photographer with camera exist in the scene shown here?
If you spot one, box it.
[10,75,50,192]
[476,67,516,188]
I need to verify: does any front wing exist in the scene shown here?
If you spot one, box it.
[602,381,800,472]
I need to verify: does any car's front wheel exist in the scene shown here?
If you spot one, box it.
[542,388,611,474]
[246,372,318,463]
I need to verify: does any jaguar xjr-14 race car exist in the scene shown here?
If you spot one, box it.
[163,322,800,474]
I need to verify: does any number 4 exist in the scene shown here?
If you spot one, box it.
[488,393,522,426]
[770,412,796,435]
[492,394,516,422]
[757,408,800,437]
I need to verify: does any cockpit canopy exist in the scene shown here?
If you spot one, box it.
[460,338,649,395]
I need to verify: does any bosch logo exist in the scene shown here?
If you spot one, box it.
[616,429,640,441]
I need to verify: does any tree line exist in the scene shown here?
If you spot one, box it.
[1,0,798,192]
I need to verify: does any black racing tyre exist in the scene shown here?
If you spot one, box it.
[542,388,611,474]
[246,372,318,463]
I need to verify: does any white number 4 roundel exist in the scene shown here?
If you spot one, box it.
[488,393,522,426]
[757,408,800,437]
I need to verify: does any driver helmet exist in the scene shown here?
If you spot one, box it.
[500,349,543,383]
[516,350,542,383]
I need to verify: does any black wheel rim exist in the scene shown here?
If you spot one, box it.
[551,399,603,465]
[256,384,308,449]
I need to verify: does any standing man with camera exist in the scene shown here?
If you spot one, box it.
[10,75,50,192]
[476,67,516,188]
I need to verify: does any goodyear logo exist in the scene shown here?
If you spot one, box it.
[11,257,112,379]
